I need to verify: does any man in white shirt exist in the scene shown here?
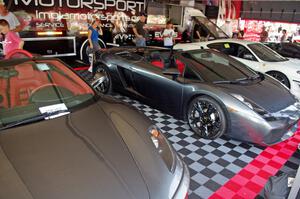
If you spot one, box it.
[162,21,175,48]
[0,3,22,33]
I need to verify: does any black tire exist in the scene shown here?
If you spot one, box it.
[81,39,106,64]
[267,71,290,88]
[187,96,227,139]
[90,65,112,94]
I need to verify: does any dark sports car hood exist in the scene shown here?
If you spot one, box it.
[0,99,173,199]
[216,77,296,112]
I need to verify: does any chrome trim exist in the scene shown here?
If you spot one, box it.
[43,53,76,57]
[106,43,120,47]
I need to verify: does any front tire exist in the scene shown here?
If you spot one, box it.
[187,96,227,139]
[91,65,112,94]
[267,71,290,88]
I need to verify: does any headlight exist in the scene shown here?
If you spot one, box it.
[231,94,268,115]
[149,128,161,151]
[148,126,176,172]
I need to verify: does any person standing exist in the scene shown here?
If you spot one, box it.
[193,23,201,42]
[280,29,287,42]
[87,19,103,74]
[193,22,210,42]
[260,26,268,42]
[0,19,24,55]
[133,12,147,47]
[162,21,175,48]
[88,19,103,52]
[0,2,22,33]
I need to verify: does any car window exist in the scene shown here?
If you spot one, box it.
[207,43,223,52]
[282,43,300,53]
[0,60,95,127]
[236,44,257,61]
[182,50,258,83]
[248,43,288,62]
[208,42,257,61]
[207,42,238,56]
[184,66,201,81]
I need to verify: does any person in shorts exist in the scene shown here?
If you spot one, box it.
[162,21,175,48]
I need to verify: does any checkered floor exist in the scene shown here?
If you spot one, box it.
[257,149,300,199]
[77,70,300,199]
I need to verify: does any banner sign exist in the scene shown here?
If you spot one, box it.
[6,0,145,32]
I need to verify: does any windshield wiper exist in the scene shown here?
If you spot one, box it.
[0,110,70,131]
[213,75,261,84]
[213,80,241,84]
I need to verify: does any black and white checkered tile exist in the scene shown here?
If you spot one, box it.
[114,94,265,199]
[77,70,300,199]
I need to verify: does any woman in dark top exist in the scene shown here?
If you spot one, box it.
[88,19,103,51]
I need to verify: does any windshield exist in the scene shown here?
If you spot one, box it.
[182,50,258,83]
[195,17,228,39]
[248,43,288,62]
[0,59,94,128]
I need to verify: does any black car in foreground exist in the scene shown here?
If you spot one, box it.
[0,51,189,199]
[92,47,300,146]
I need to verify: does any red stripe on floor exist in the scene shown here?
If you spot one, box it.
[74,66,89,71]
[210,124,300,199]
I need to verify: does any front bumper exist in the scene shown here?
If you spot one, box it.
[263,119,299,145]
[229,102,300,146]
[262,102,300,145]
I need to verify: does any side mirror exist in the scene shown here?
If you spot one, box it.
[163,68,181,80]
[243,53,254,61]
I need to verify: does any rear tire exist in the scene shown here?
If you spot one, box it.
[187,96,227,139]
[267,71,290,88]
[91,65,112,94]
[80,39,106,64]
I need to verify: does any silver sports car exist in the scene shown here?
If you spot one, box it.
[92,47,300,146]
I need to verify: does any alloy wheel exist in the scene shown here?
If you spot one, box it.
[91,67,111,94]
[188,97,226,139]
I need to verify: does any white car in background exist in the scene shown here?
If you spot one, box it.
[174,39,300,99]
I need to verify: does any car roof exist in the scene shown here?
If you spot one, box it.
[107,46,171,52]
[204,39,258,45]
[174,39,259,51]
